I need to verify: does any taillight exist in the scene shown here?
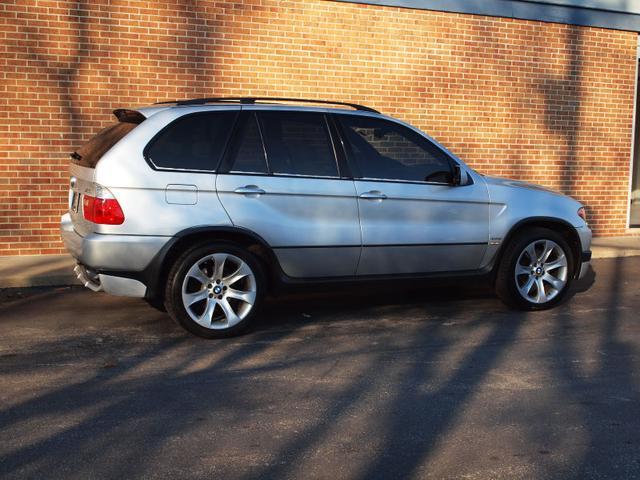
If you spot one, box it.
[577,207,587,223]
[82,186,125,225]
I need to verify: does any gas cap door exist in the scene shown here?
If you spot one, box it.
[165,184,198,205]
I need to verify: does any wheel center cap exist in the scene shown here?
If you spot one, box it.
[213,286,222,294]
[534,266,543,276]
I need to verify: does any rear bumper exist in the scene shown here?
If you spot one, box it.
[60,213,169,297]
[73,263,147,297]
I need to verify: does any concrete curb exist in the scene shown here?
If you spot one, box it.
[1,236,639,289]
[590,236,640,259]
[592,248,640,259]
[0,255,78,289]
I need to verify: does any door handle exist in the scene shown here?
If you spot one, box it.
[234,185,265,195]
[359,190,387,200]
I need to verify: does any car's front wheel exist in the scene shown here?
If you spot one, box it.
[496,227,574,310]
[165,243,264,338]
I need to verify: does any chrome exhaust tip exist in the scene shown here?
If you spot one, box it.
[73,264,103,292]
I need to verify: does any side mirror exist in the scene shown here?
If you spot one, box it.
[452,164,462,186]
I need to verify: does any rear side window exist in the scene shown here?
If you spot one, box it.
[72,122,138,168]
[257,111,338,177]
[146,111,238,171]
[338,115,453,183]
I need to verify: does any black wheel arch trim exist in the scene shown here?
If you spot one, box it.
[154,226,281,299]
[94,226,280,301]
[172,225,273,246]
[492,216,584,278]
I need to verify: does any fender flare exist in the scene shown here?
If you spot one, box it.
[142,225,279,300]
[491,216,583,278]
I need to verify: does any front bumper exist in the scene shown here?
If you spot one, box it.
[60,213,169,297]
[578,251,591,280]
[576,225,592,281]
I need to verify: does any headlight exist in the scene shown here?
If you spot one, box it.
[577,207,587,223]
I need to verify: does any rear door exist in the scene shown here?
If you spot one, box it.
[216,109,361,278]
[335,113,490,276]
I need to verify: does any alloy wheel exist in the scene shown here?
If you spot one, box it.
[181,253,257,329]
[514,239,568,304]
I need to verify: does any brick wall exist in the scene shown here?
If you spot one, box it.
[0,0,637,256]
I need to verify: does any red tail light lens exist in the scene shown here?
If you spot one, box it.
[82,187,125,225]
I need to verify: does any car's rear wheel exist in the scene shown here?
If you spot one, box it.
[165,243,264,338]
[496,227,574,310]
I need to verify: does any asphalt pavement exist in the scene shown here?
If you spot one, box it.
[0,257,639,479]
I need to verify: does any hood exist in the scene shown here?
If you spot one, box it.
[481,174,563,196]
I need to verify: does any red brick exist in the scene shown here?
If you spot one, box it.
[0,0,638,255]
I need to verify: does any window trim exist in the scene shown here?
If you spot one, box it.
[334,112,459,186]
[327,114,353,179]
[323,114,343,178]
[143,110,240,174]
[224,111,270,175]
[215,171,354,183]
[255,111,271,174]
[355,177,460,187]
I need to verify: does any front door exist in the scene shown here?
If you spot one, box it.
[335,113,490,276]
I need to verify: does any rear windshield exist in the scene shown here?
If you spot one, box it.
[72,122,138,168]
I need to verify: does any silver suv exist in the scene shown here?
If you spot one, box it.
[61,97,592,338]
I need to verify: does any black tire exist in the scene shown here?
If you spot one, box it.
[495,227,574,310]
[164,242,265,338]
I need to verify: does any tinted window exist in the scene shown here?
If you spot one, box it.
[146,111,237,171]
[73,122,138,168]
[228,114,268,174]
[338,115,453,183]
[258,112,338,177]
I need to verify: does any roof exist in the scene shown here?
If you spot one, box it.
[153,97,380,113]
[118,98,383,121]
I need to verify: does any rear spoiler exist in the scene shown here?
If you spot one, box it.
[113,109,146,124]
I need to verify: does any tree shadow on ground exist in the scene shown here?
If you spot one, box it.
[1,257,633,479]
[549,256,640,478]
[0,276,518,478]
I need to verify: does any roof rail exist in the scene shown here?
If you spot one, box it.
[153,97,380,113]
